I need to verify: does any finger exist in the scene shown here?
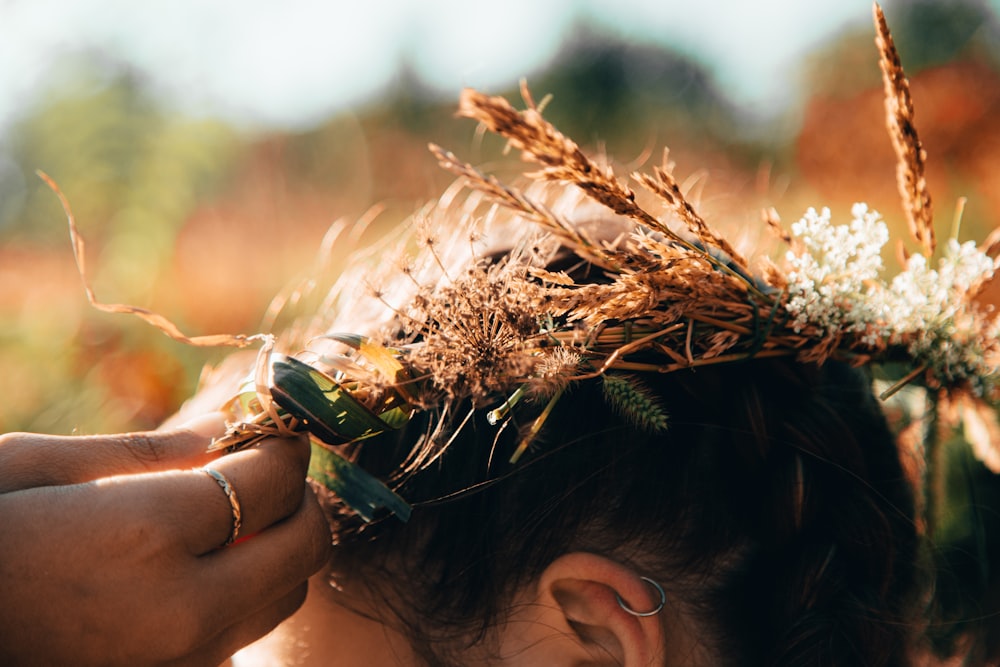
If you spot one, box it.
[0,413,227,493]
[185,435,312,555]
[175,583,309,667]
[198,487,332,621]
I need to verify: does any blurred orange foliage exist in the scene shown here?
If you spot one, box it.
[798,60,1000,243]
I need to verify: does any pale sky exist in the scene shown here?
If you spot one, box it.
[0,0,993,132]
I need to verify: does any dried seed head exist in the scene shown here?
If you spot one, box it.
[874,2,935,256]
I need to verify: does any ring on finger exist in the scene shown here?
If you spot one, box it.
[199,467,242,548]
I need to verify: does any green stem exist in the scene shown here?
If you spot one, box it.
[510,388,564,464]
[923,390,942,538]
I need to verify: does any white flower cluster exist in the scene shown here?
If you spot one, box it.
[784,203,998,387]
[893,238,998,384]
[785,203,891,344]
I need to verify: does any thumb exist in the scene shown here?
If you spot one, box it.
[0,412,227,493]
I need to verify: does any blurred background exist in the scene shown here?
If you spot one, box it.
[1,0,999,435]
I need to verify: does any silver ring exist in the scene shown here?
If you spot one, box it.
[615,576,666,617]
[200,467,242,548]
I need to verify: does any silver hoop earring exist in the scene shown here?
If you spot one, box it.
[615,576,666,617]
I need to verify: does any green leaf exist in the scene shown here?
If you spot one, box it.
[270,356,391,442]
[272,356,411,522]
[308,443,411,523]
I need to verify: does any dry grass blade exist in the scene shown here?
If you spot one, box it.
[429,143,605,262]
[874,2,934,256]
[39,170,269,349]
[634,165,747,267]
[457,85,678,240]
[454,86,771,299]
[762,207,790,243]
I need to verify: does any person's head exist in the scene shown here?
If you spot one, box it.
[316,355,920,667]
[212,36,998,663]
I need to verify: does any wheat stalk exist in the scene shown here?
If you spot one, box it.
[874,2,935,256]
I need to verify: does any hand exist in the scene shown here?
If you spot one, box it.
[0,415,332,667]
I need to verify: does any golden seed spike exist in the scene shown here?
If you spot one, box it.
[873,2,935,257]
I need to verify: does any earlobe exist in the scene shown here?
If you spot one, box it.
[535,552,668,666]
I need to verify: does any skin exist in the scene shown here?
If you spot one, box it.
[232,552,716,666]
[0,413,332,667]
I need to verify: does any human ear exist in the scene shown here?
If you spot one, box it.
[496,551,668,666]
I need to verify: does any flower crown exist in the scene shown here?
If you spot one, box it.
[215,5,999,524]
[47,5,1000,527]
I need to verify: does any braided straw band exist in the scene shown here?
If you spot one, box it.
[200,467,242,548]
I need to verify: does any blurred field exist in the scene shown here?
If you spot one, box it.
[1,1,999,435]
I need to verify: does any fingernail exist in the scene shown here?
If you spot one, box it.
[178,412,228,439]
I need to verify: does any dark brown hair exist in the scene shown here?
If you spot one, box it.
[324,355,921,666]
